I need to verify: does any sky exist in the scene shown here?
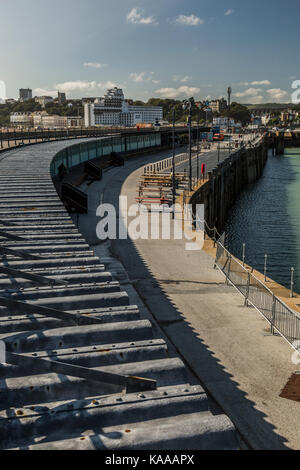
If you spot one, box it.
[1,0,300,104]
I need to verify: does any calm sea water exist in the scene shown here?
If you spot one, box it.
[224,148,300,292]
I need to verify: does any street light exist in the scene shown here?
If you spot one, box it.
[182,99,193,191]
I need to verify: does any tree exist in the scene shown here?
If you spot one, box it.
[222,102,251,125]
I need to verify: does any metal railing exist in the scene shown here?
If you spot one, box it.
[0,126,190,151]
[143,150,190,175]
[215,237,300,350]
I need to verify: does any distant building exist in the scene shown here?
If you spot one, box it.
[57,92,66,104]
[210,98,228,114]
[19,88,32,102]
[213,117,241,130]
[10,112,34,127]
[34,113,82,129]
[251,115,263,126]
[281,112,295,122]
[84,87,163,127]
[35,96,54,108]
[11,111,83,129]
[5,99,17,105]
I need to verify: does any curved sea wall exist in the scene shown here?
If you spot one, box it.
[190,137,269,237]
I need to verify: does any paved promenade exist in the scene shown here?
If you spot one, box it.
[78,145,300,450]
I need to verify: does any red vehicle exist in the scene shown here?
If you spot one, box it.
[213,133,225,141]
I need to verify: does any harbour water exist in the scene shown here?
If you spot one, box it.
[224,147,300,293]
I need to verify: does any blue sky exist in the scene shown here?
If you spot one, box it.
[1,0,299,103]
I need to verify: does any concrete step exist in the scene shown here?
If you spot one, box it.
[0,358,187,409]
[4,281,121,299]
[18,266,106,276]
[1,339,167,377]
[0,305,140,334]
[20,412,238,451]
[2,320,153,353]
[3,233,85,241]
[0,291,129,312]
[0,210,67,216]
[2,256,101,270]
[0,225,78,232]
[0,270,112,289]
[3,386,210,448]
[0,217,73,224]
[1,243,90,253]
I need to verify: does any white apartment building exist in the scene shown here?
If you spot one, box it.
[84,87,163,127]
[34,114,83,129]
[10,112,34,127]
[10,112,83,129]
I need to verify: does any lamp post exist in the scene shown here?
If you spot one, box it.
[182,99,193,191]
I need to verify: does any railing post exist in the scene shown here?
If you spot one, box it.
[271,295,276,336]
[264,254,268,282]
[242,243,246,266]
[244,271,251,306]
[290,267,295,298]
[225,254,232,286]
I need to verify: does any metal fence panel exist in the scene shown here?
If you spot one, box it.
[215,239,300,350]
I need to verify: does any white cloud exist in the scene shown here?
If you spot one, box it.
[248,95,264,104]
[54,80,120,94]
[99,81,119,89]
[130,72,160,84]
[175,14,204,26]
[127,8,157,25]
[240,80,271,86]
[225,9,234,16]
[267,88,290,101]
[181,76,192,83]
[234,88,263,98]
[173,75,193,83]
[130,72,147,83]
[234,88,265,103]
[155,86,200,99]
[55,81,98,93]
[84,62,107,69]
[34,88,57,97]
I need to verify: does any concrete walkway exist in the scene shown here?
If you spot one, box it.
[78,148,300,450]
